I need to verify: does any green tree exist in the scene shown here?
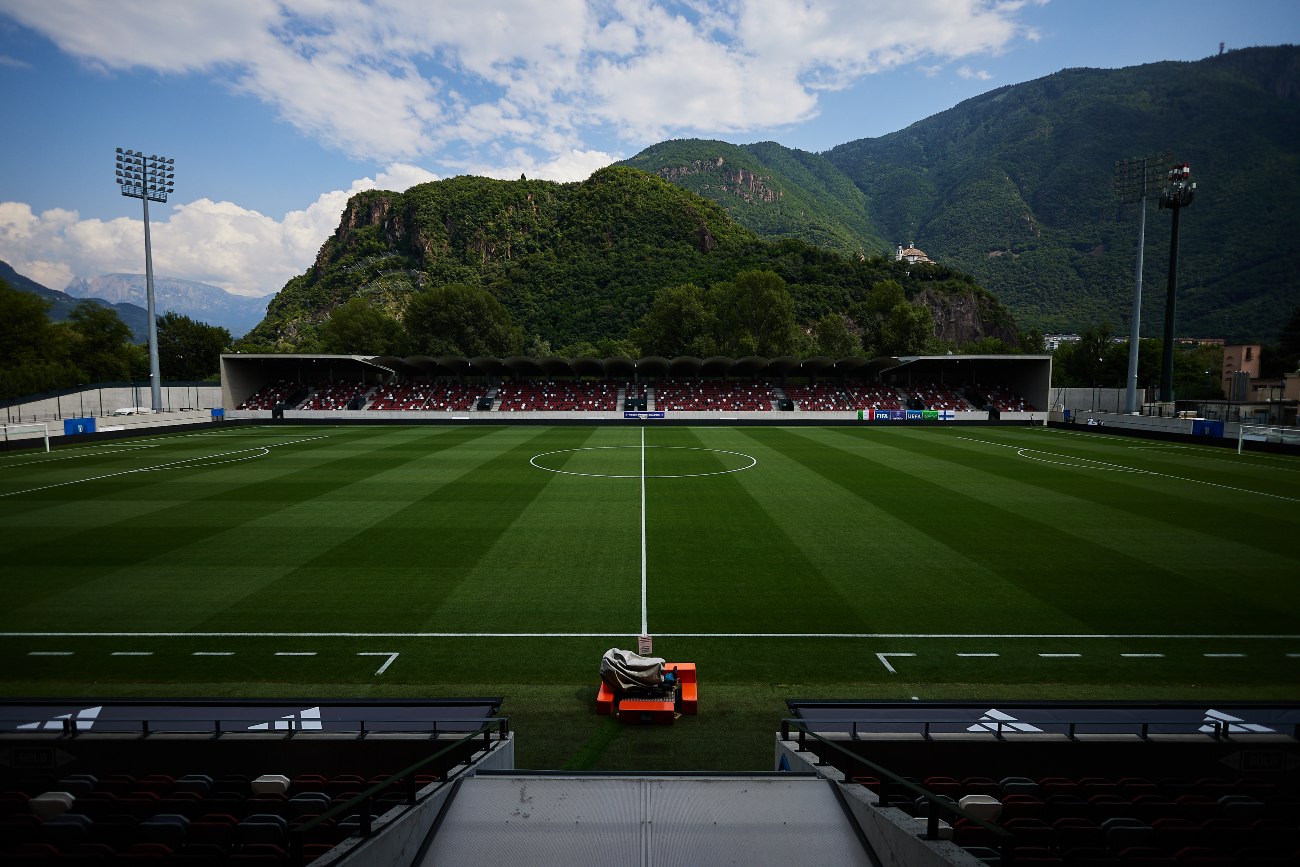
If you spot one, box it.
[320,298,405,356]
[1018,329,1047,354]
[631,283,716,357]
[865,279,905,316]
[712,270,800,356]
[157,311,231,380]
[404,283,523,356]
[962,336,1016,354]
[0,279,80,398]
[67,301,135,382]
[812,312,860,357]
[878,302,933,356]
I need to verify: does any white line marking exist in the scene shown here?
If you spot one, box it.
[1203,653,1246,658]
[0,444,163,469]
[959,436,1299,501]
[1039,653,1082,658]
[274,652,317,656]
[192,651,234,656]
[1288,653,1300,658]
[28,651,72,656]
[4,631,1299,641]
[358,651,399,675]
[640,427,648,636]
[957,653,999,657]
[1121,653,1165,658]
[0,436,328,498]
[110,651,153,656]
[529,445,756,479]
[875,652,915,673]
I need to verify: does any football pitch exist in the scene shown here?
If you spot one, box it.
[2,423,1297,769]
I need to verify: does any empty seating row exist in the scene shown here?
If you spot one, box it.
[853,775,1300,866]
[495,381,620,412]
[982,384,1037,412]
[0,770,443,863]
[299,380,369,411]
[367,383,484,411]
[784,385,854,411]
[236,381,298,411]
[655,381,775,411]
[904,383,970,411]
[841,386,905,410]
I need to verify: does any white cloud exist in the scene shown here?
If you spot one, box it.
[957,65,994,81]
[6,0,1040,164]
[0,164,440,298]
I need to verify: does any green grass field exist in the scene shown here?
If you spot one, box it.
[1,423,1297,770]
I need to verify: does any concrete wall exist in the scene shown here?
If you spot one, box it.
[3,409,218,445]
[4,385,222,425]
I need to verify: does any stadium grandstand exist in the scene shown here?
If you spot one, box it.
[3,698,1295,864]
[220,353,1051,422]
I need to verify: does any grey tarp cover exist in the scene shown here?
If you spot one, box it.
[600,648,665,692]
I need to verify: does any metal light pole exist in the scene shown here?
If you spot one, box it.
[1114,152,1169,414]
[115,148,175,413]
[1157,162,1195,403]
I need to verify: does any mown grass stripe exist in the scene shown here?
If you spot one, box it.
[193,426,606,632]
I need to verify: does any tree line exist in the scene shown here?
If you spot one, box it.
[314,268,1048,361]
[0,279,230,400]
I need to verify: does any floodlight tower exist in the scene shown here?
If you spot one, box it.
[1113,152,1169,414]
[1157,162,1195,403]
[115,148,175,413]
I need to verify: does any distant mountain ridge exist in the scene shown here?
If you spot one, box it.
[0,260,149,342]
[622,46,1300,341]
[66,274,268,338]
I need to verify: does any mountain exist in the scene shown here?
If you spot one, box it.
[66,274,269,338]
[239,166,1016,353]
[620,139,889,260]
[627,46,1300,342]
[0,260,150,342]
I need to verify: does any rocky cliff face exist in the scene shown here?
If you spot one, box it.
[654,158,783,205]
[917,287,1019,346]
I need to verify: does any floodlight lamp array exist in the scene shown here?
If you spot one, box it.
[1158,162,1195,210]
[115,147,176,203]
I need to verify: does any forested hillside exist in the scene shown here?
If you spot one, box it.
[628,47,1300,341]
[239,167,1018,357]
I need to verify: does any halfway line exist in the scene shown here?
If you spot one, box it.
[640,426,648,636]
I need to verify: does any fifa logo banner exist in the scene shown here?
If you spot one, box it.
[858,408,955,422]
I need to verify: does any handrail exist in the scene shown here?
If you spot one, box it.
[287,718,507,866]
[0,716,501,739]
[780,715,1299,742]
[780,718,1016,860]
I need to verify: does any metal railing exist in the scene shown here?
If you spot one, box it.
[287,718,509,866]
[0,716,505,739]
[780,715,1300,742]
[780,718,1015,859]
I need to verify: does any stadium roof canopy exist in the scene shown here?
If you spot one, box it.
[341,353,1045,380]
[222,352,1050,382]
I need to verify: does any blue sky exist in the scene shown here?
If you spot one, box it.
[1,0,1296,298]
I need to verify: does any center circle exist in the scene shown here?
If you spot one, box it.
[529,445,757,479]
